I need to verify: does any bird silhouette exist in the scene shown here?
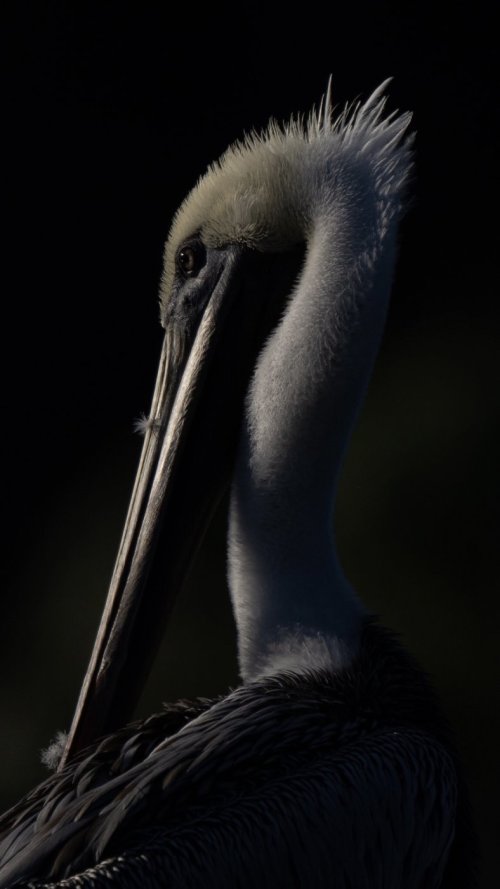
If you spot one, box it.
[0,82,477,888]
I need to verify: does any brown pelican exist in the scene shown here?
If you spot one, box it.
[0,82,477,887]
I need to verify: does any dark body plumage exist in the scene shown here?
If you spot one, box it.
[0,624,477,888]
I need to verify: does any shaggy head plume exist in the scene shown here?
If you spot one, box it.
[160,78,413,320]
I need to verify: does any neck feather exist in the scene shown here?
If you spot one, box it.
[228,160,403,681]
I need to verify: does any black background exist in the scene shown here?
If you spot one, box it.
[2,2,498,883]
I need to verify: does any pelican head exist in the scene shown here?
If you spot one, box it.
[60,81,413,766]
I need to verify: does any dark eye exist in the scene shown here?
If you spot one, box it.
[177,242,205,277]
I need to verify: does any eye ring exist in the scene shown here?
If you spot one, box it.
[176,241,206,278]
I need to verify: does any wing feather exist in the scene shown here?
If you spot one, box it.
[0,693,456,888]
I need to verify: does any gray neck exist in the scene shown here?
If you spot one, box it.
[228,201,399,681]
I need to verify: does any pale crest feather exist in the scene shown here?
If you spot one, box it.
[160,78,413,315]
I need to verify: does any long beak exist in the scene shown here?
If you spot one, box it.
[59,245,300,768]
